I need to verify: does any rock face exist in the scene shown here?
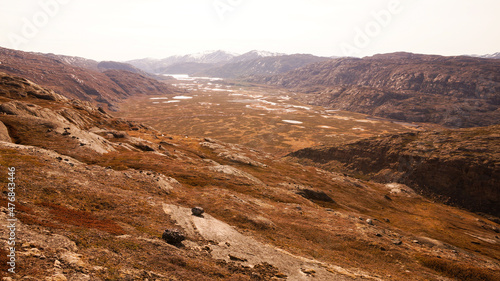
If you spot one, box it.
[0,47,174,110]
[252,52,500,128]
[0,72,120,154]
[288,125,500,216]
[0,121,12,142]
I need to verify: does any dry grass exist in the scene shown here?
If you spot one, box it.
[39,202,126,235]
[418,256,500,281]
[0,247,9,279]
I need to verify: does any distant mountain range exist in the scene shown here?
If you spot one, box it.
[250,52,500,128]
[470,52,500,59]
[195,54,330,79]
[126,50,330,78]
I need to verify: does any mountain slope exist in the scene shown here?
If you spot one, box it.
[251,52,500,128]
[127,50,238,74]
[1,72,500,280]
[0,47,174,109]
[198,54,330,79]
[288,125,500,217]
[40,52,100,71]
[473,52,500,59]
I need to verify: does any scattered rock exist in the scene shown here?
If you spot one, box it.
[229,254,248,262]
[191,207,205,217]
[161,229,186,246]
[45,274,67,281]
[301,268,316,276]
[217,151,266,167]
[209,165,264,185]
[274,272,288,279]
[392,239,403,245]
[366,219,374,225]
[59,251,86,268]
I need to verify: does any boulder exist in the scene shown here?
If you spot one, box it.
[162,229,186,246]
[296,189,335,203]
[191,207,204,217]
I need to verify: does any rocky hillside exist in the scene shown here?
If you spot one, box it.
[251,52,500,128]
[197,54,330,79]
[96,61,146,74]
[40,53,100,71]
[1,72,500,280]
[288,125,500,217]
[0,47,174,110]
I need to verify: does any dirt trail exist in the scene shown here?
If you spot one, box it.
[163,204,377,281]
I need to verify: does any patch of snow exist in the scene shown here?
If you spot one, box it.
[282,120,303,124]
[291,105,311,110]
[173,96,193,100]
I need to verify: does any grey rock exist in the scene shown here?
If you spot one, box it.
[192,207,205,217]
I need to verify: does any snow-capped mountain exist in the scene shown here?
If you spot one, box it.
[230,50,285,63]
[480,52,500,59]
[468,52,500,59]
[126,50,290,74]
[127,50,238,74]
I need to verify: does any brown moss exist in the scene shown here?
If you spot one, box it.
[40,202,126,235]
[418,256,500,281]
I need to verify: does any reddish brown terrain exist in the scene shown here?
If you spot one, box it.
[0,47,499,280]
[251,52,500,128]
[288,126,500,217]
[0,47,174,110]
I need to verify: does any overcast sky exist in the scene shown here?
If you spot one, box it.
[0,0,499,61]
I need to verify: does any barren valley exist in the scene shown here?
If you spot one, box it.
[0,47,498,281]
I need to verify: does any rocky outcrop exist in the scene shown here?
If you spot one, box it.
[288,125,500,216]
[0,121,11,142]
[161,229,186,246]
[251,52,500,128]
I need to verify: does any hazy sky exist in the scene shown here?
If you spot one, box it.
[0,0,499,61]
